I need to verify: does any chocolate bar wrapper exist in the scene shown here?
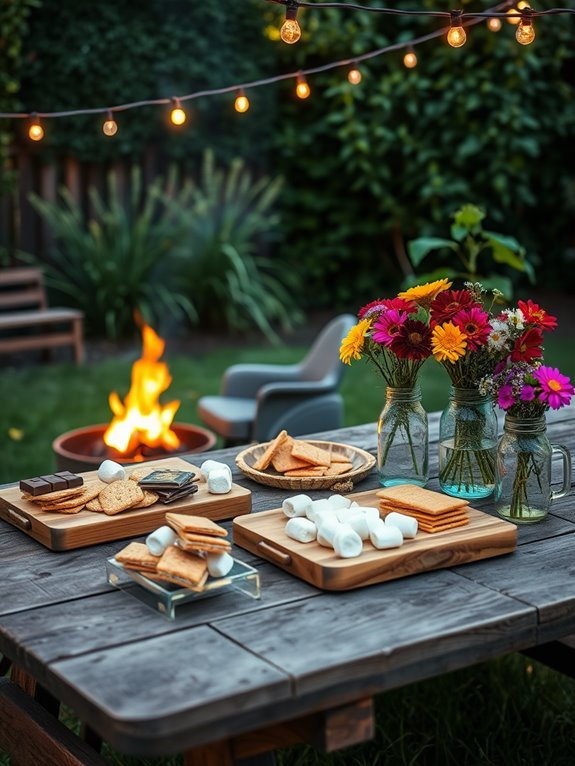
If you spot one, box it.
[138,470,196,489]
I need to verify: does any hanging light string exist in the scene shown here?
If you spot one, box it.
[2,2,573,123]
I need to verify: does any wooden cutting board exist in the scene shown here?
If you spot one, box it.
[233,489,517,591]
[0,457,251,551]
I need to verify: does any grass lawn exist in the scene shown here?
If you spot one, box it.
[1,336,575,765]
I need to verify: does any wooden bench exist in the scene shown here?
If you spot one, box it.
[0,267,84,364]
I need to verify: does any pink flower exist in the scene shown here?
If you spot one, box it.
[358,299,387,320]
[452,307,490,351]
[534,366,574,409]
[372,310,408,346]
[520,385,536,402]
[358,296,417,320]
[381,297,417,314]
[498,385,515,410]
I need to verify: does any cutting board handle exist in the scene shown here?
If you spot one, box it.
[257,541,292,567]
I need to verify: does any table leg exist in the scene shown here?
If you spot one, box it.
[184,740,235,766]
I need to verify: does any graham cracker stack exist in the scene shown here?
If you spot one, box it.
[377,484,470,534]
[253,431,354,478]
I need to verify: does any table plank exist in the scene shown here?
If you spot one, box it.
[213,569,536,698]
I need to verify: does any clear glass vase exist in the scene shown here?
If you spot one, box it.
[439,387,497,499]
[377,386,428,487]
[495,415,571,523]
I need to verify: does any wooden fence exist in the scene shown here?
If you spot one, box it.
[0,145,168,263]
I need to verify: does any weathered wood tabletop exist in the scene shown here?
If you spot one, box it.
[1,406,574,762]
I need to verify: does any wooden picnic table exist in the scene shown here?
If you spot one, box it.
[1,406,575,765]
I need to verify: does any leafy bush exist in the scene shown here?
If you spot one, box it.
[406,203,535,298]
[168,150,302,343]
[29,169,195,338]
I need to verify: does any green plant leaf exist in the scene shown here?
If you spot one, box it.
[407,238,457,268]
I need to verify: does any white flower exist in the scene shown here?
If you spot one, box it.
[488,328,509,351]
[490,318,508,334]
[502,308,525,331]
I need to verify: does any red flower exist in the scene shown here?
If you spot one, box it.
[452,307,490,351]
[517,299,558,331]
[381,297,417,314]
[390,319,432,360]
[430,289,479,325]
[510,327,544,362]
[358,299,387,320]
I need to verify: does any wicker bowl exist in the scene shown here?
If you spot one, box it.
[235,440,376,491]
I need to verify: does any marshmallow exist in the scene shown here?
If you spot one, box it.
[146,526,177,557]
[328,494,351,510]
[347,513,370,541]
[385,512,418,539]
[359,506,381,523]
[207,468,232,495]
[313,507,338,527]
[282,494,312,518]
[369,523,403,550]
[207,551,234,578]
[333,525,363,558]
[200,460,232,482]
[306,499,333,523]
[335,507,358,523]
[98,459,126,484]
[286,517,317,543]
[316,517,342,547]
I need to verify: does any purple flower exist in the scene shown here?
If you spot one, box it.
[520,385,536,402]
[534,366,574,410]
[498,385,515,410]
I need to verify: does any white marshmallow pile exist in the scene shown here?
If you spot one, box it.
[281,493,417,559]
[200,460,232,495]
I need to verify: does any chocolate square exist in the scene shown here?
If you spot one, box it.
[19,477,52,496]
[156,483,199,504]
[54,471,83,488]
[40,474,68,492]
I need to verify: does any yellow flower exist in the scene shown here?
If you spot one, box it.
[431,321,468,363]
[398,278,453,309]
[339,318,372,365]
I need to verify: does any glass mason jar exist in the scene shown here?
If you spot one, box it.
[377,386,428,487]
[439,387,497,500]
[495,415,572,523]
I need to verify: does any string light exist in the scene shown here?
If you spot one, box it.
[347,64,362,85]
[280,0,301,44]
[170,98,187,126]
[102,110,118,136]
[403,48,418,68]
[487,17,502,30]
[516,7,536,44]
[234,89,250,113]
[28,114,44,141]
[447,10,467,47]
[296,72,311,99]
[4,2,575,138]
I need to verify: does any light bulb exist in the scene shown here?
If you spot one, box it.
[403,50,418,68]
[347,67,362,85]
[170,99,187,126]
[235,91,250,113]
[28,118,44,142]
[296,75,310,99]
[507,3,529,25]
[102,111,118,136]
[487,17,502,32]
[280,5,301,44]
[516,18,535,45]
[447,11,466,48]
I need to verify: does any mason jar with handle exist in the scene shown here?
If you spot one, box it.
[495,414,572,523]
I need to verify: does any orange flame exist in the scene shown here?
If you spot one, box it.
[103,324,180,455]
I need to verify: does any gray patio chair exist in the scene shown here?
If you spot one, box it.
[197,314,357,444]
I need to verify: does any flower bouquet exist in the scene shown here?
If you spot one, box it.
[428,284,559,498]
[340,280,451,486]
[480,356,573,522]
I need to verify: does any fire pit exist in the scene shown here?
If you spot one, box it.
[53,423,216,473]
[53,322,216,472]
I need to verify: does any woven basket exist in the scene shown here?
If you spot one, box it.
[235,440,375,491]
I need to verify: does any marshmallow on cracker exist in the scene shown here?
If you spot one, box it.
[98,459,126,484]
[207,551,234,578]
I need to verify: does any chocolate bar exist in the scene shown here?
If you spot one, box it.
[138,470,196,490]
[20,472,84,496]
[155,483,199,504]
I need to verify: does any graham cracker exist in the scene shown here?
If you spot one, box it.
[283,466,326,477]
[417,517,470,534]
[40,503,85,515]
[34,481,105,510]
[177,531,232,548]
[131,490,159,509]
[176,539,233,555]
[99,480,144,515]
[129,468,152,482]
[271,437,312,473]
[116,542,159,569]
[330,451,351,463]
[323,462,353,476]
[156,546,208,587]
[86,496,104,512]
[24,485,84,503]
[253,430,289,471]
[380,505,468,525]
[290,441,332,467]
[166,513,228,537]
[376,485,469,515]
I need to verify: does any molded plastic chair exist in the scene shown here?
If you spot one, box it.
[197,314,356,443]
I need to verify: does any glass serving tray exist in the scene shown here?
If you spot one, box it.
[106,556,260,619]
